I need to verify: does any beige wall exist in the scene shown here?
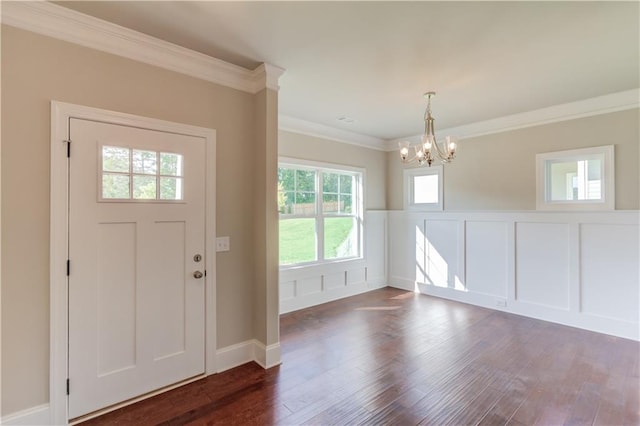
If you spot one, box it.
[1,25,268,414]
[252,89,280,347]
[278,131,387,210]
[387,109,640,210]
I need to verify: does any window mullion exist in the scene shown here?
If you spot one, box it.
[128,147,133,200]
[156,151,160,200]
[317,169,324,262]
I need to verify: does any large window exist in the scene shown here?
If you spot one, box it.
[278,160,363,266]
[536,145,614,211]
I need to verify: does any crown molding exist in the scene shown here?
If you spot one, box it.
[279,115,387,151]
[1,1,283,94]
[282,89,639,152]
[251,63,286,93]
[386,88,640,150]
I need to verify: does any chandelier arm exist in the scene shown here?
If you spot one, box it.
[431,135,450,161]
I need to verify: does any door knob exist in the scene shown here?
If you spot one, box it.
[193,271,203,279]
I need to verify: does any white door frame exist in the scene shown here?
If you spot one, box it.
[50,101,217,424]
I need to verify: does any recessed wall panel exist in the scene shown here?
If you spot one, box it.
[97,222,136,376]
[466,221,508,297]
[581,224,639,322]
[280,280,296,300]
[347,268,366,285]
[387,212,410,282]
[365,212,386,280]
[415,222,426,284]
[324,272,345,289]
[424,220,459,288]
[298,277,322,296]
[516,222,569,309]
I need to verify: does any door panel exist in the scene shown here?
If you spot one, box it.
[68,118,206,418]
[96,221,137,376]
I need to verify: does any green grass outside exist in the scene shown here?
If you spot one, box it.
[279,217,354,265]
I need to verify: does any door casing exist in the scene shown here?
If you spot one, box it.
[50,101,217,424]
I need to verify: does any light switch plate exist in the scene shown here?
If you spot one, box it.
[216,236,230,252]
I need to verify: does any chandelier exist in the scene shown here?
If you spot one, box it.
[399,92,457,166]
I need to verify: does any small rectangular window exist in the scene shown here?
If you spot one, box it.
[536,145,614,211]
[404,166,444,211]
[100,145,184,202]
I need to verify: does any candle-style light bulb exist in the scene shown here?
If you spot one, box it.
[398,141,411,161]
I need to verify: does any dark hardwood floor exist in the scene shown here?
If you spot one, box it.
[80,287,639,425]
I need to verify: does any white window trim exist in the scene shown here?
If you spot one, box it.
[536,145,615,211]
[278,157,365,269]
[404,166,444,211]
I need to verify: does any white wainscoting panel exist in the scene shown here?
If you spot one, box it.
[424,219,461,289]
[324,272,346,290]
[515,222,570,310]
[366,212,387,285]
[347,267,366,285]
[387,211,639,340]
[466,221,508,298]
[297,277,323,296]
[280,280,296,301]
[388,212,423,291]
[580,223,640,323]
[279,211,388,314]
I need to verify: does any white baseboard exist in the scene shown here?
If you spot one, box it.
[367,277,387,289]
[388,277,416,292]
[1,403,51,425]
[215,340,256,373]
[413,280,639,341]
[216,339,282,373]
[253,341,282,369]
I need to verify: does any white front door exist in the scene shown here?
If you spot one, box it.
[68,118,206,418]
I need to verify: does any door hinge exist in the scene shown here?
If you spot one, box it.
[64,139,71,158]
[66,260,70,276]
[66,378,70,395]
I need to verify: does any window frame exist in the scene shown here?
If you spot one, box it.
[278,157,365,269]
[404,166,444,211]
[536,145,615,211]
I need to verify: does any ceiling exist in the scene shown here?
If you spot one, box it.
[55,1,639,142]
